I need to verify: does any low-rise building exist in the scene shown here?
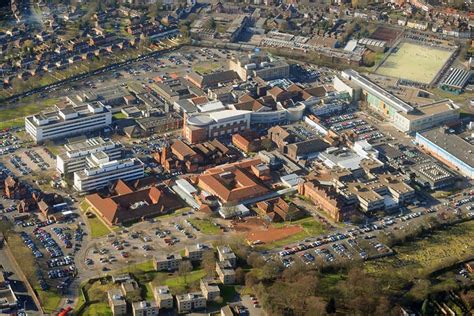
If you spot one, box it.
[25,101,112,143]
[416,128,474,179]
[176,292,207,313]
[216,260,236,285]
[217,245,237,267]
[153,286,173,309]
[154,253,183,271]
[56,137,123,176]
[185,244,211,262]
[200,278,221,301]
[107,289,127,316]
[132,301,159,316]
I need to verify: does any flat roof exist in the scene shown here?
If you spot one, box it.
[343,69,414,113]
[399,99,459,120]
[419,128,474,168]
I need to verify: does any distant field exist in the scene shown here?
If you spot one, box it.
[376,41,452,84]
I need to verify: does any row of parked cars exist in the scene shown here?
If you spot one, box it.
[47,256,74,268]
[52,227,73,248]
[278,233,349,257]
[19,232,43,259]
[34,228,63,258]
[25,150,50,171]
[48,266,75,279]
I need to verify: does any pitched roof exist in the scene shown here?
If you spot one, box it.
[86,182,182,225]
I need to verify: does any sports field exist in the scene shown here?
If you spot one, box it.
[376,41,452,84]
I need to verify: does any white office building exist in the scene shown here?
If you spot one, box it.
[73,153,144,192]
[56,137,123,176]
[25,102,112,143]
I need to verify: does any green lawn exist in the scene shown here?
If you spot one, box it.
[37,289,62,314]
[220,285,238,302]
[0,98,59,125]
[113,112,127,120]
[80,200,113,238]
[88,216,112,239]
[163,269,206,293]
[365,220,474,298]
[192,62,221,74]
[82,302,112,316]
[189,218,222,234]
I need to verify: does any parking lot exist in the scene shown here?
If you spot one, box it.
[271,188,474,268]
[321,113,387,144]
[81,212,229,273]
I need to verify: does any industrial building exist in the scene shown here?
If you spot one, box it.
[416,128,474,179]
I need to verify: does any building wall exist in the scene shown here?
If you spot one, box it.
[416,133,474,179]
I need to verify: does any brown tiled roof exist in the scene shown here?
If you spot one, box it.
[302,86,326,99]
[197,159,269,203]
[172,139,197,158]
[113,180,133,195]
[190,96,209,105]
[86,183,183,225]
[267,86,284,98]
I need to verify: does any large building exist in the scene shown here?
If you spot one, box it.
[416,128,474,179]
[392,99,459,133]
[197,159,270,205]
[73,153,144,192]
[229,52,290,81]
[25,102,112,143]
[341,70,459,133]
[131,301,159,316]
[85,179,183,226]
[184,110,251,143]
[56,137,123,176]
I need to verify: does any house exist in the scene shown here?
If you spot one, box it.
[200,278,221,301]
[153,286,173,309]
[176,292,207,313]
[154,253,182,271]
[120,279,141,298]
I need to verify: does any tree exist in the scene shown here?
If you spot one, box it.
[326,297,336,314]
[235,267,246,285]
[178,261,193,284]
[260,138,274,151]
[201,251,216,277]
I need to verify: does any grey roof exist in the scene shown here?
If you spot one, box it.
[419,128,474,168]
[440,67,472,89]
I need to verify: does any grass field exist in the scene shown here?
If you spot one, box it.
[189,218,222,235]
[376,41,452,84]
[192,61,222,74]
[79,201,112,238]
[365,220,474,297]
[0,98,60,129]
